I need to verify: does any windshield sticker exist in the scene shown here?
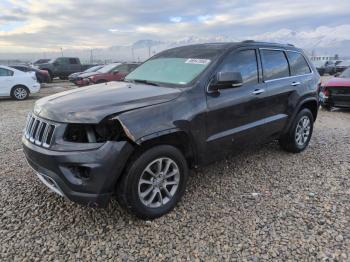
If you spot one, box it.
[185,59,211,65]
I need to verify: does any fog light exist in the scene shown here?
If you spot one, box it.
[69,166,91,180]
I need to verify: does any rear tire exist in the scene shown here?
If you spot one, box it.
[117,145,188,220]
[279,108,314,153]
[11,85,29,100]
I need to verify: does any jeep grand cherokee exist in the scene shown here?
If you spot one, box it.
[23,41,320,219]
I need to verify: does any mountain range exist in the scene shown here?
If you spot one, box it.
[1,25,349,63]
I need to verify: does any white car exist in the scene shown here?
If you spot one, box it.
[0,65,41,100]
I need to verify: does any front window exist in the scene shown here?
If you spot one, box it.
[98,63,121,73]
[84,65,102,73]
[340,68,350,78]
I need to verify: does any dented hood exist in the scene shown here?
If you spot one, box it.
[34,81,182,123]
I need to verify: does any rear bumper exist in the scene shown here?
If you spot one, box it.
[30,83,41,93]
[22,137,134,207]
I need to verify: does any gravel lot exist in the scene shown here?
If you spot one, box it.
[0,80,349,261]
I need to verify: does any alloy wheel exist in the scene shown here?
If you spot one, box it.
[14,87,28,100]
[295,116,311,146]
[138,157,180,208]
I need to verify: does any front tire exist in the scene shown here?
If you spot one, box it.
[11,85,29,100]
[279,108,314,153]
[117,145,188,219]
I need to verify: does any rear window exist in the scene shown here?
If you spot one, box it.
[261,50,289,81]
[69,58,78,64]
[286,52,311,76]
[0,68,14,76]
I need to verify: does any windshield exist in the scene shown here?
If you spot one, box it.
[98,63,120,73]
[340,68,350,78]
[84,65,102,73]
[125,44,226,86]
[126,58,211,85]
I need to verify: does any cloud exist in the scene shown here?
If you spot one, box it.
[0,0,349,53]
[169,16,182,23]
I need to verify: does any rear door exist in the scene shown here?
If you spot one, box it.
[206,48,271,155]
[0,68,14,96]
[259,49,294,136]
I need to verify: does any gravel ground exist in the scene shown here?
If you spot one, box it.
[0,80,349,261]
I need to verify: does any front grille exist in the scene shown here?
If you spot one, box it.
[24,114,56,148]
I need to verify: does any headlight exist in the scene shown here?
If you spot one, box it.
[64,119,123,143]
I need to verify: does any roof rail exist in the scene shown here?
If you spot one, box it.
[242,40,255,43]
[287,43,295,46]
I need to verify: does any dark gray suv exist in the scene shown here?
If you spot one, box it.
[22,41,320,219]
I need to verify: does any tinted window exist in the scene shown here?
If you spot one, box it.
[0,68,14,76]
[115,64,129,73]
[128,64,138,72]
[69,58,78,64]
[218,50,258,85]
[56,58,68,64]
[261,50,289,80]
[286,52,311,76]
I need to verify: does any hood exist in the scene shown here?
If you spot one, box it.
[34,81,182,123]
[78,71,100,78]
[323,77,350,87]
[69,72,82,78]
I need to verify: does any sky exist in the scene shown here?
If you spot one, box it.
[0,0,350,55]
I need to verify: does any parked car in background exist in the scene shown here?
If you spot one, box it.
[33,59,50,66]
[319,67,350,109]
[313,60,340,76]
[22,42,320,219]
[335,60,350,74]
[10,65,51,83]
[68,65,103,82]
[36,57,94,80]
[0,65,40,100]
[77,62,139,86]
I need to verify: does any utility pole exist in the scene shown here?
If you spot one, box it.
[131,46,135,62]
[60,48,63,57]
[148,44,151,58]
[90,49,93,64]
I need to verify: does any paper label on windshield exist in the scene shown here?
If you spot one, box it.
[185,59,211,65]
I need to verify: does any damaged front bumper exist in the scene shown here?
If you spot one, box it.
[22,137,134,207]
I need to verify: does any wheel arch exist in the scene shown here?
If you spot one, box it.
[132,129,196,169]
[11,84,30,94]
[283,97,319,134]
[300,99,319,121]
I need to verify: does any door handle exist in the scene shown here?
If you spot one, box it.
[252,89,265,95]
[291,82,301,86]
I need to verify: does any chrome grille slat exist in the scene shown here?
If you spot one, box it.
[24,114,56,148]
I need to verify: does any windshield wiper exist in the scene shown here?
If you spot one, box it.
[126,79,159,86]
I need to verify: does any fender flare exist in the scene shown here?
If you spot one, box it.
[283,97,319,133]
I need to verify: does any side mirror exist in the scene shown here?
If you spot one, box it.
[53,62,59,66]
[208,71,243,92]
[334,73,340,77]
[113,70,119,75]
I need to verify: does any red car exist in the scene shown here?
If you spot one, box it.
[319,67,350,109]
[77,63,139,87]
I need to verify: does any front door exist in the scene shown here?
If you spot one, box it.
[205,48,270,156]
